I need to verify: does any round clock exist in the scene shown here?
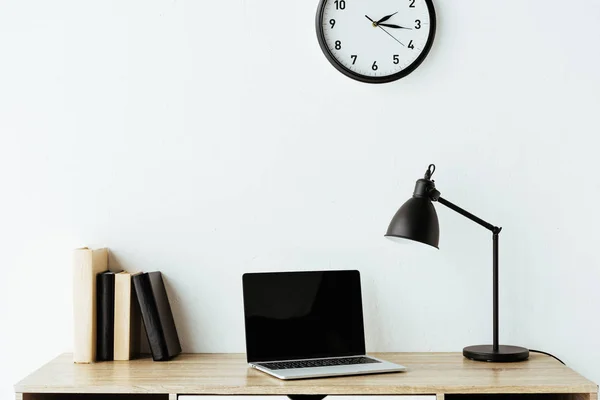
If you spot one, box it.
[315,0,436,84]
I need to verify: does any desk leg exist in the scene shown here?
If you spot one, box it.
[437,394,444,400]
[169,394,177,400]
[15,393,23,400]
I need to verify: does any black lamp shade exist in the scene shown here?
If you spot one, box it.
[385,197,440,249]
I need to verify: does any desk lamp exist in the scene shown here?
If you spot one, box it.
[385,164,529,362]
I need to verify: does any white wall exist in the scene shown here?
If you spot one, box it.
[1,0,599,397]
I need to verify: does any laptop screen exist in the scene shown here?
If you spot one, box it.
[242,270,366,363]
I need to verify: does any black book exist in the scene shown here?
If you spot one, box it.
[133,272,181,361]
[96,271,116,361]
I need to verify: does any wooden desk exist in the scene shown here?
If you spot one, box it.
[14,353,598,400]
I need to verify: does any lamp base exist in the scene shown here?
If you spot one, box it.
[463,345,529,362]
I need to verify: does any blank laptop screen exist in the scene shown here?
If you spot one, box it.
[242,270,366,363]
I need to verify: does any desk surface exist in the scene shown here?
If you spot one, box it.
[15,352,597,395]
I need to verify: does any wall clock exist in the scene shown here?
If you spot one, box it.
[315,0,436,84]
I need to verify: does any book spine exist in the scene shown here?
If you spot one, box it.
[134,274,168,361]
[113,273,130,361]
[97,272,115,361]
[148,272,181,359]
[129,279,142,358]
[73,248,108,363]
[73,250,93,363]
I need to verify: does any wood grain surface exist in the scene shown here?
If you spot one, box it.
[14,353,598,395]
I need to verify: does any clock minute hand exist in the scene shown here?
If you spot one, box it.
[378,23,412,29]
[376,11,398,24]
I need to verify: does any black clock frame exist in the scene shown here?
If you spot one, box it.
[315,0,437,84]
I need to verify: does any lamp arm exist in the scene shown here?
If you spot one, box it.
[436,195,501,352]
[436,196,501,234]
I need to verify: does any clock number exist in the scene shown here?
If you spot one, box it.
[335,40,342,50]
[415,19,421,29]
[408,40,414,49]
[329,19,336,28]
[351,55,357,65]
[393,55,399,64]
[372,61,378,71]
[409,0,415,7]
[334,0,346,10]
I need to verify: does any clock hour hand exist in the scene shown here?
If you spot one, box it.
[378,23,412,29]
[376,11,398,24]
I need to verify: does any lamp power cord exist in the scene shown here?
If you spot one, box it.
[529,349,565,365]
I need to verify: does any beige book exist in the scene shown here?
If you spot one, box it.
[73,247,108,363]
[114,271,142,360]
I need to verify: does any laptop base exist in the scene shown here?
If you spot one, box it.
[250,355,406,380]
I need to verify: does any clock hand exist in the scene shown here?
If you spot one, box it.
[378,23,412,29]
[377,25,406,46]
[366,14,406,45]
[376,11,398,24]
[365,15,380,28]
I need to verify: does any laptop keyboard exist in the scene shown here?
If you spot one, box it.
[257,356,381,370]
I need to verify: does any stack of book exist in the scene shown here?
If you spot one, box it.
[73,248,181,363]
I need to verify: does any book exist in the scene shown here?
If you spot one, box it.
[97,271,116,361]
[114,271,142,361]
[133,272,181,361]
[73,247,109,363]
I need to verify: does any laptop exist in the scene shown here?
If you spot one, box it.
[242,270,406,380]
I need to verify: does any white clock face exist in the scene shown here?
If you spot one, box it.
[317,0,435,83]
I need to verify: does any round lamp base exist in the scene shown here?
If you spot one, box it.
[463,345,529,362]
[288,396,327,400]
